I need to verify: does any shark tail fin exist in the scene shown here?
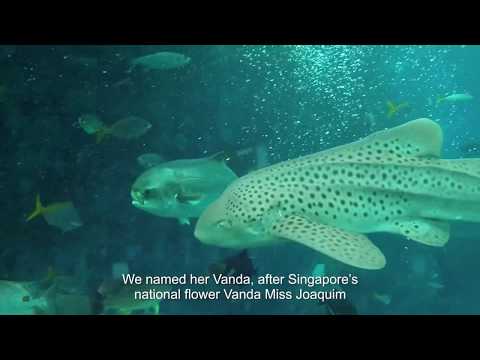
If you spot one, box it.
[26,194,45,221]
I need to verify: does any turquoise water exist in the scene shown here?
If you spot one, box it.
[1,45,479,315]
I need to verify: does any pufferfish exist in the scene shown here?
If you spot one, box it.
[130,152,238,225]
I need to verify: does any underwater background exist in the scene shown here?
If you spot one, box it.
[1,45,479,315]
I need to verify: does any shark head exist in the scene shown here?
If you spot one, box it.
[194,178,281,248]
[194,196,233,245]
[194,186,249,247]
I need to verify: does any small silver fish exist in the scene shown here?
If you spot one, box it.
[437,93,473,105]
[129,51,191,72]
[107,116,152,140]
[80,115,152,143]
[26,195,83,233]
[0,280,48,315]
[78,114,104,135]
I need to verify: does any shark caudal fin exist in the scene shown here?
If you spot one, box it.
[26,194,45,221]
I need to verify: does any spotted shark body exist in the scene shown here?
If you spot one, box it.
[194,119,480,270]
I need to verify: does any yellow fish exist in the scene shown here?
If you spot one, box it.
[79,115,152,144]
[386,100,409,118]
[27,194,83,232]
[78,114,104,135]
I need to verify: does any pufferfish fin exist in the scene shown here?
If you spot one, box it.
[208,151,231,163]
[176,192,204,205]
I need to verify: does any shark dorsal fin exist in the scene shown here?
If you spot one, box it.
[315,118,443,163]
[361,118,442,158]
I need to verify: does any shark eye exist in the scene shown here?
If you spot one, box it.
[22,296,30,302]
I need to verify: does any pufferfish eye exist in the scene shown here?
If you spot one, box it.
[142,188,160,199]
[143,189,153,198]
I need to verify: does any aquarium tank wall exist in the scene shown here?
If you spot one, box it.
[1,45,479,315]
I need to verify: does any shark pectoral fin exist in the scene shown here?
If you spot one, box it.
[178,218,191,226]
[391,219,450,247]
[265,215,386,270]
